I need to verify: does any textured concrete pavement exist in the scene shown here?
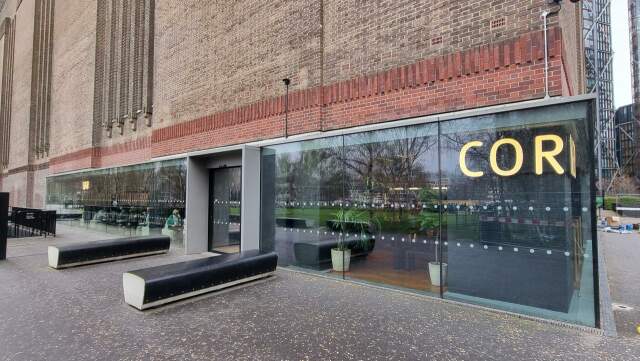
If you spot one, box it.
[601,231,640,338]
[1,224,640,361]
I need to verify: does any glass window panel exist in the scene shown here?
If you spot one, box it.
[46,159,187,248]
[261,136,346,272]
[260,100,596,327]
[439,102,596,327]
[342,124,441,294]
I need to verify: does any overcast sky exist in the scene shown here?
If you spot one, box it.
[612,0,633,108]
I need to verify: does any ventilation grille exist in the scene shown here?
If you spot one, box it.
[491,18,506,29]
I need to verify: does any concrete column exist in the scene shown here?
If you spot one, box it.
[241,145,261,251]
[185,157,208,254]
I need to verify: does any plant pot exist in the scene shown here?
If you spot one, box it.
[428,261,447,287]
[331,248,351,272]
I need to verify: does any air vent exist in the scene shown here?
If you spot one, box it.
[491,17,506,29]
[431,36,443,46]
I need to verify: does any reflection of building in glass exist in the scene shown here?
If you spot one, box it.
[614,105,638,176]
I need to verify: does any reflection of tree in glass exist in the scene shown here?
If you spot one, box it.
[376,128,436,195]
[275,146,342,202]
[442,128,536,202]
[324,129,437,228]
[442,125,566,246]
[342,130,436,191]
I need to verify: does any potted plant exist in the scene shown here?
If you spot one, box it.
[330,209,373,272]
[428,216,447,287]
[412,211,447,287]
[428,252,447,287]
[409,211,439,241]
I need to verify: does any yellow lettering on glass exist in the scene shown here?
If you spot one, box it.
[569,134,576,178]
[535,134,564,175]
[459,141,484,177]
[489,138,523,176]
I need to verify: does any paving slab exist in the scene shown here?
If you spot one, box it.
[601,231,640,338]
[1,224,640,361]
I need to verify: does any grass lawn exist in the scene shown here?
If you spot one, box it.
[272,206,480,239]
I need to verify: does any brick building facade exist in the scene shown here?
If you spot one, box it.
[0,0,584,207]
[1,1,602,328]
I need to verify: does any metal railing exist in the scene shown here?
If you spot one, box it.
[8,207,57,238]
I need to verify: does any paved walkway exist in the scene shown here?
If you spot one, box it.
[601,231,640,337]
[1,224,640,360]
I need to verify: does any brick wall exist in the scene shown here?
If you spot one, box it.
[2,171,26,207]
[31,166,47,208]
[0,0,17,21]
[49,0,96,159]
[152,1,323,131]
[7,0,35,171]
[1,0,35,206]
[151,0,560,130]
[150,28,564,157]
[49,136,152,173]
[1,1,585,207]
[558,1,584,95]
[322,0,554,84]
[0,21,9,169]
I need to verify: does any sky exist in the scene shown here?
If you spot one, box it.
[612,0,633,108]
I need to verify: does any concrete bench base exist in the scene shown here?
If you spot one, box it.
[48,235,170,269]
[123,250,277,310]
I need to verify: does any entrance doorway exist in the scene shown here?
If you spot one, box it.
[208,167,242,253]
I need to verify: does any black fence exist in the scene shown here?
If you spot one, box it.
[9,207,57,238]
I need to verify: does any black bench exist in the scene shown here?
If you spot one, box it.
[276,217,308,228]
[122,250,277,310]
[48,235,170,269]
[293,238,374,269]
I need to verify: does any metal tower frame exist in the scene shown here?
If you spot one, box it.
[632,0,640,107]
[583,0,617,188]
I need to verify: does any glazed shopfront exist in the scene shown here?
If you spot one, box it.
[46,96,598,328]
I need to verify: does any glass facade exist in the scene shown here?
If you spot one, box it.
[46,159,187,247]
[260,100,597,327]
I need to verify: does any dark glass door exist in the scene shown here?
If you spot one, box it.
[208,167,242,253]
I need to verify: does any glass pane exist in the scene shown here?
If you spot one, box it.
[46,159,187,248]
[261,136,345,273]
[258,100,597,327]
[342,124,441,294]
[439,102,596,327]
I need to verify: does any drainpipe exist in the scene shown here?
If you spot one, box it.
[283,78,290,138]
[541,7,560,99]
[542,10,551,99]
